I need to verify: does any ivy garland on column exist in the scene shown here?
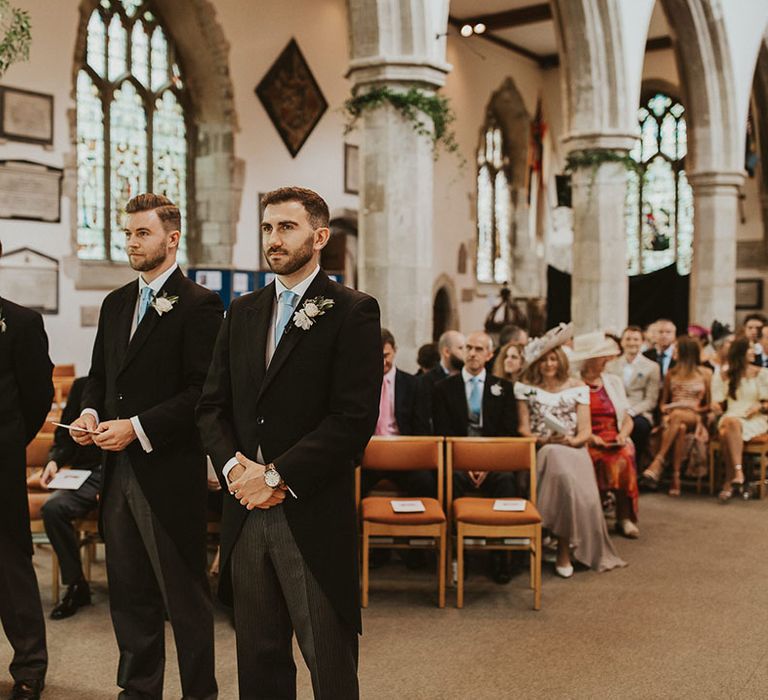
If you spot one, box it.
[343,86,460,158]
[0,0,31,77]
[564,148,642,203]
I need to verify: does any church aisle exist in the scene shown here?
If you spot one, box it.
[2,491,767,699]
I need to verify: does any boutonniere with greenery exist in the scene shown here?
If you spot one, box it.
[0,306,6,333]
[293,296,334,331]
[490,383,503,397]
[524,388,537,398]
[151,291,179,316]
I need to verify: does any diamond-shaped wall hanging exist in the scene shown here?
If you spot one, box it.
[255,38,328,158]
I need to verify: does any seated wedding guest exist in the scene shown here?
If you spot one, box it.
[574,333,640,538]
[492,341,525,383]
[362,329,432,496]
[605,326,660,462]
[643,318,677,378]
[413,330,465,434]
[39,377,102,619]
[641,322,658,354]
[416,342,440,375]
[641,336,712,495]
[515,324,625,578]
[743,313,767,366]
[711,337,768,502]
[433,331,518,584]
[705,321,734,373]
[487,324,528,373]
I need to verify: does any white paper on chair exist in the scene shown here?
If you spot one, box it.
[493,499,526,512]
[543,414,569,435]
[46,469,92,490]
[391,500,426,513]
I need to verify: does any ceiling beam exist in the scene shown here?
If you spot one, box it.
[454,3,552,31]
[448,15,547,67]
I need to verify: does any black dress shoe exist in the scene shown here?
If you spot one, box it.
[490,552,512,585]
[50,581,91,620]
[10,679,44,700]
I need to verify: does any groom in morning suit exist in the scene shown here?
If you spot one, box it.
[0,241,54,700]
[70,194,222,699]
[197,187,382,699]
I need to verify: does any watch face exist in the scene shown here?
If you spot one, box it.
[264,468,281,488]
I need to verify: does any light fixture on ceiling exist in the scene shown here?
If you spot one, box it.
[473,23,486,35]
[460,24,473,37]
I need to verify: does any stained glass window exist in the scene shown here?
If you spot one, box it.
[77,0,190,262]
[476,122,512,284]
[626,92,693,275]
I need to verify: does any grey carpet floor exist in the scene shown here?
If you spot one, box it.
[2,491,767,699]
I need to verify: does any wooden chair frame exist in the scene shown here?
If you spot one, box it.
[446,437,541,610]
[357,436,447,608]
[709,437,768,498]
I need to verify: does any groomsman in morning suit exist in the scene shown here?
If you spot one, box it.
[433,330,519,584]
[197,187,382,699]
[0,240,54,700]
[70,194,222,699]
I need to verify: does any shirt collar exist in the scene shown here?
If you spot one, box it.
[139,262,178,295]
[384,365,397,383]
[274,265,321,302]
[462,367,486,384]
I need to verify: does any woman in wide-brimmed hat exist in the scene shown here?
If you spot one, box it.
[515,324,626,578]
[572,332,640,539]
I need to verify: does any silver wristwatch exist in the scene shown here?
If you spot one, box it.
[264,463,282,489]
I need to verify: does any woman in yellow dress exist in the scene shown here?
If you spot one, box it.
[711,336,768,502]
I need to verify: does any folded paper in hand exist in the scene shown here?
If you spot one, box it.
[51,421,99,435]
[493,499,526,512]
[391,500,426,513]
[47,469,92,491]
[543,414,569,435]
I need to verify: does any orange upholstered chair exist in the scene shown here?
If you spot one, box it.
[446,437,541,610]
[357,436,446,608]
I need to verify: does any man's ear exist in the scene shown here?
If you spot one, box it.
[168,230,181,250]
[314,227,331,251]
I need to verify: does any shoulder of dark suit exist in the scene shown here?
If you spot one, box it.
[0,297,44,325]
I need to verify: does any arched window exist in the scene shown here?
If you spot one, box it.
[476,122,512,284]
[626,92,693,275]
[76,0,190,262]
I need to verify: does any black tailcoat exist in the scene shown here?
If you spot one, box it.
[197,271,382,632]
[0,298,54,554]
[81,267,223,571]
[432,373,518,437]
[393,368,417,435]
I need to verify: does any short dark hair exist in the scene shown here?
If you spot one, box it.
[417,342,440,371]
[621,325,643,337]
[744,313,767,326]
[655,318,676,329]
[499,324,527,346]
[381,328,396,349]
[261,187,330,229]
[125,193,181,233]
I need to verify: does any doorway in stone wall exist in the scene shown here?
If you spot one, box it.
[433,287,452,341]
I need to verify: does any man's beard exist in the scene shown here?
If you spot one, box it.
[448,354,464,371]
[129,244,167,272]
[264,235,314,275]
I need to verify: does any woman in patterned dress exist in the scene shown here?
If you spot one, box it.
[711,336,768,502]
[516,325,626,578]
[641,336,711,496]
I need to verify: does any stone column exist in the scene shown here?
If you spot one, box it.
[565,135,636,334]
[688,171,744,327]
[346,0,450,371]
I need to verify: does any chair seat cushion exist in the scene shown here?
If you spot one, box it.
[453,497,541,526]
[362,497,445,525]
[28,492,50,521]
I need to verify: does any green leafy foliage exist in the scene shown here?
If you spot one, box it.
[0,0,31,77]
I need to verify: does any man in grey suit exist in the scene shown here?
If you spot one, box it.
[606,326,660,464]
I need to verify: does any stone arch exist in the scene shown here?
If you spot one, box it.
[68,0,242,288]
[432,274,459,341]
[329,208,359,288]
[751,35,768,255]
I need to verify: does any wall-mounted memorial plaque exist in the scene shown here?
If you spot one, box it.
[0,247,59,314]
[0,86,54,145]
[0,160,62,222]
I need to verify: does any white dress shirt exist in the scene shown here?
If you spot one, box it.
[82,262,179,454]
[222,265,321,491]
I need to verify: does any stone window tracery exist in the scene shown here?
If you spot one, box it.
[77,0,190,262]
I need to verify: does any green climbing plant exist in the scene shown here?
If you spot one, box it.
[344,86,460,159]
[564,148,642,203]
[0,0,31,77]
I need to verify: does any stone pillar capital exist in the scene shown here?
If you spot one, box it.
[561,130,639,155]
[686,170,745,192]
[346,57,451,90]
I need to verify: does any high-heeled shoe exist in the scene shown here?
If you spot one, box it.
[555,563,574,578]
[718,488,733,503]
[640,457,663,490]
[668,473,681,497]
[731,465,745,487]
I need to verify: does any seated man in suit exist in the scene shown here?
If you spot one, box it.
[39,376,102,619]
[605,326,660,466]
[433,331,519,584]
[413,330,465,435]
[362,329,433,497]
[643,318,676,379]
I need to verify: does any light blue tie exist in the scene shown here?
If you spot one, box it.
[275,290,298,345]
[137,286,154,324]
[468,375,482,420]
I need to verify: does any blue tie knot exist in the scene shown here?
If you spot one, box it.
[138,285,154,323]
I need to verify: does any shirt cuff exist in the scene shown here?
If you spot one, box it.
[222,456,240,481]
[130,416,153,453]
[81,408,99,424]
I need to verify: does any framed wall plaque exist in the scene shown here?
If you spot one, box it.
[0,86,54,146]
[344,144,359,195]
[735,278,764,310]
[0,247,59,314]
[0,160,62,222]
